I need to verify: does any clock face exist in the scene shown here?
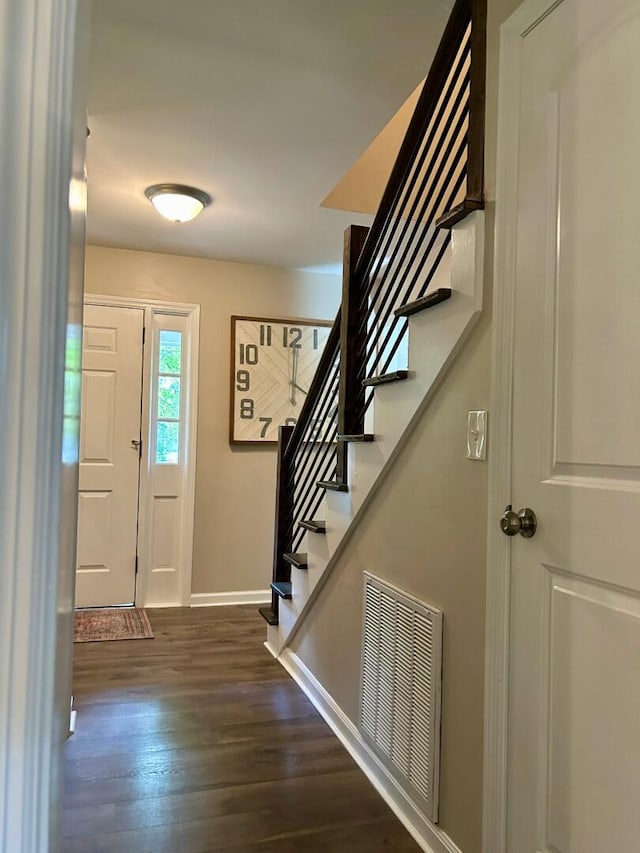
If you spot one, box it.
[230,316,332,443]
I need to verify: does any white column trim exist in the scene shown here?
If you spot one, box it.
[483,1,561,851]
[0,0,83,849]
[84,294,200,607]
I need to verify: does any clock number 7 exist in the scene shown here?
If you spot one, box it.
[259,417,272,438]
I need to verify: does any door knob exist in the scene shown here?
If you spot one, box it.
[130,439,141,449]
[500,505,537,538]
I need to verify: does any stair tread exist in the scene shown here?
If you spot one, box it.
[394,288,452,318]
[435,197,484,230]
[317,480,349,492]
[336,433,375,442]
[258,606,278,626]
[362,370,410,387]
[270,581,292,599]
[298,519,326,534]
[283,552,308,569]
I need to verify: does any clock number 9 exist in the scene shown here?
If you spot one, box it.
[240,398,254,419]
[236,369,250,392]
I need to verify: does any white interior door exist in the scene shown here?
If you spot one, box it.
[506,0,640,850]
[76,305,144,607]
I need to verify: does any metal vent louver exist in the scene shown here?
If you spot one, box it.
[361,573,443,822]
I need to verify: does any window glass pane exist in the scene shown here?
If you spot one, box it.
[159,330,182,374]
[156,421,179,464]
[158,376,181,419]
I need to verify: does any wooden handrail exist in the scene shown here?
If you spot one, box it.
[467,0,487,204]
[354,0,478,282]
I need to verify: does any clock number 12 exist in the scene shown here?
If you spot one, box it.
[283,327,302,349]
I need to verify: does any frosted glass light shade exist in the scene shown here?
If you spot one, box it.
[145,184,211,223]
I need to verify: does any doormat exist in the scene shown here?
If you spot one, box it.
[74,608,154,643]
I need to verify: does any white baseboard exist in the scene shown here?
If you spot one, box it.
[190,590,271,607]
[277,648,463,853]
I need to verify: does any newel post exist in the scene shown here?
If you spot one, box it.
[270,423,295,616]
[336,224,370,483]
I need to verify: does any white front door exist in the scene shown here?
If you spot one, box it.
[506,0,640,850]
[75,305,144,607]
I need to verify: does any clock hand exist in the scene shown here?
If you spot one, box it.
[294,382,308,395]
[290,347,298,405]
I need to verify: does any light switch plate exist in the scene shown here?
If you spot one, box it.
[467,410,487,460]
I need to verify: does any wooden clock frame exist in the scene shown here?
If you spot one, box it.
[229,315,333,445]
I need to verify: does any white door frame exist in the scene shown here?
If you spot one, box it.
[482,1,561,850]
[84,294,200,607]
[0,0,86,849]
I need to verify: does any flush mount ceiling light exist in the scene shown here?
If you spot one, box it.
[144,183,211,223]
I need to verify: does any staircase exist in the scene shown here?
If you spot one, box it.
[260,0,487,655]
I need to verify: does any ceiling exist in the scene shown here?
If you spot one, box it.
[87,0,453,271]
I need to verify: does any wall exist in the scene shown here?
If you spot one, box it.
[84,245,341,596]
[288,1,522,851]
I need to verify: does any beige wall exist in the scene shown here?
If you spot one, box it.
[291,320,490,851]
[84,245,341,595]
[289,1,522,851]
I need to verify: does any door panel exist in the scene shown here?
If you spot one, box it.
[75,305,144,607]
[507,0,640,849]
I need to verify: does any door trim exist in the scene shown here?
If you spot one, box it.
[0,0,85,848]
[84,294,200,607]
[482,1,561,851]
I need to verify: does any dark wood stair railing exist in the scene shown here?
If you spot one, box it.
[261,0,486,628]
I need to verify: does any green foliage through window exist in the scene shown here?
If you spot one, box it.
[156,330,183,463]
[159,330,182,374]
[158,377,180,420]
[156,421,179,464]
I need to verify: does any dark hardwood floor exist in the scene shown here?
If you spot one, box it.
[62,606,421,852]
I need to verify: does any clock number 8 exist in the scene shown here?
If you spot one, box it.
[236,369,250,392]
[240,398,254,419]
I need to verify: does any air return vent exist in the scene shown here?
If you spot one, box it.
[361,573,443,823]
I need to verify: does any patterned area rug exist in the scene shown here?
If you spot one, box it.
[74,608,154,643]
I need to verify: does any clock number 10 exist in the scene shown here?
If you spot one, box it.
[239,343,258,365]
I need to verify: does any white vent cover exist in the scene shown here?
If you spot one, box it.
[360,572,443,822]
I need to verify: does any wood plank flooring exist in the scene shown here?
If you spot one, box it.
[62,606,421,852]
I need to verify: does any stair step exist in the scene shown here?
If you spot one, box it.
[362,370,410,387]
[270,581,292,599]
[317,480,349,492]
[258,606,278,626]
[283,552,308,570]
[435,198,484,230]
[394,288,452,318]
[337,434,375,443]
[298,519,326,534]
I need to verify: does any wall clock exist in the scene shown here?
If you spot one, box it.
[229,315,332,444]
